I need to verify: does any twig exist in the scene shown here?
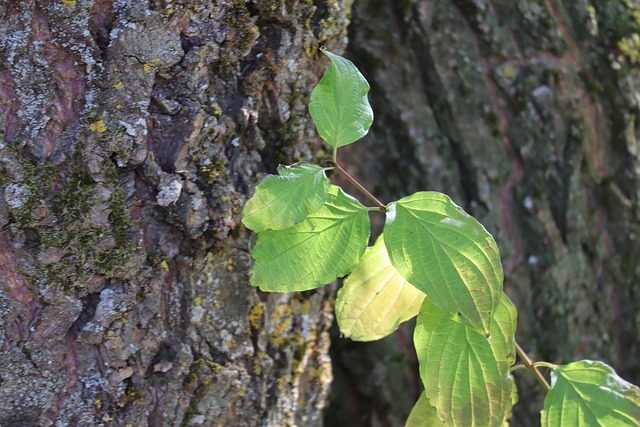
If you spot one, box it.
[328,160,386,212]
[515,342,551,391]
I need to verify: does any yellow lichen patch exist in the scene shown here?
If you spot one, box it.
[62,0,76,7]
[277,376,288,391]
[115,104,122,110]
[271,318,290,346]
[503,64,516,78]
[226,258,234,271]
[194,296,202,306]
[143,58,161,72]
[102,414,113,422]
[89,120,106,133]
[300,300,312,315]
[211,102,222,116]
[249,303,265,329]
[252,352,267,375]
[114,81,123,90]
[225,338,236,348]
[619,33,640,64]
[159,259,169,271]
[232,385,247,398]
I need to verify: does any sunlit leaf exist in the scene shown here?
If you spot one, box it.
[336,234,425,341]
[501,379,519,426]
[541,360,640,426]
[414,293,517,427]
[251,185,369,291]
[406,392,446,427]
[384,191,503,335]
[309,49,374,148]
[242,163,329,232]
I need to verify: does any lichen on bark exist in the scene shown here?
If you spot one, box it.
[0,1,353,425]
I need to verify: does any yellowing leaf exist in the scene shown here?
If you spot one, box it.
[335,234,425,341]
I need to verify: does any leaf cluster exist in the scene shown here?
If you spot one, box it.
[241,49,640,426]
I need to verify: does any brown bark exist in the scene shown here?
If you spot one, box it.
[0,1,354,425]
[327,0,640,425]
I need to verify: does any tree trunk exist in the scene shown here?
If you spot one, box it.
[0,1,354,425]
[328,0,640,425]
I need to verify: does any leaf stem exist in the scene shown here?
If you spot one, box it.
[328,160,386,212]
[515,342,551,392]
[533,361,558,370]
[509,364,528,373]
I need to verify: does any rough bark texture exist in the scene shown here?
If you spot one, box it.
[0,1,354,426]
[328,0,640,425]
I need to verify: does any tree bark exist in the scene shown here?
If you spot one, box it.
[328,0,640,425]
[0,1,354,425]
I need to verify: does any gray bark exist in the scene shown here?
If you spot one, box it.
[0,1,354,426]
[327,0,640,425]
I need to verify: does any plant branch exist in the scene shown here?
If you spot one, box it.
[515,342,551,392]
[328,160,386,211]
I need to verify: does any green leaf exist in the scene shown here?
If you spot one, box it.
[335,234,426,341]
[384,191,503,335]
[406,393,446,427]
[406,382,518,427]
[502,380,519,426]
[242,163,329,232]
[414,293,517,427]
[309,49,374,148]
[541,360,640,426]
[251,185,370,292]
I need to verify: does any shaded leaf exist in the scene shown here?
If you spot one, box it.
[414,293,517,427]
[336,234,425,341]
[251,185,369,291]
[541,360,640,426]
[242,163,329,232]
[309,49,373,148]
[384,191,503,335]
